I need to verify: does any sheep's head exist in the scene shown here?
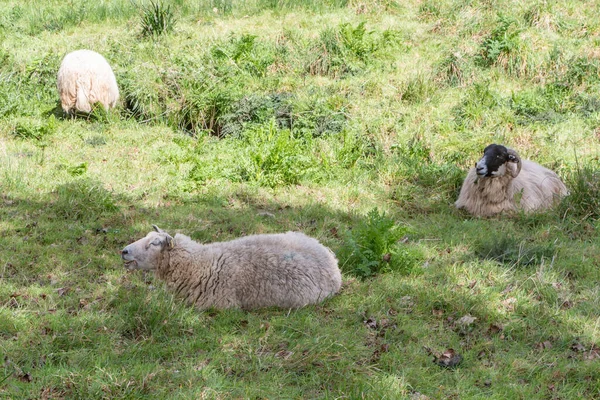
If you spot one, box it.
[121,225,174,270]
[475,144,521,179]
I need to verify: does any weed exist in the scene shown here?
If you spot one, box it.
[307,21,396,77]
[477,15,532,76]
[562,57,600,87]
[219,93,292,137]
[473,234,556,267]
[401,74,436,104]
[178,79,240,136]
[339,208,422,279]
[237,121,313,187]
[291,92,347,138]
[435,51,471,87]
[11,116,57,142]
[50,179,118,220]
[559,162,600,220]
[418,0,443,20]
[453,81,503,128]
[211,34,275,77]
[139,0,176,38]
[389,136,464,213]
[523,2,557,31]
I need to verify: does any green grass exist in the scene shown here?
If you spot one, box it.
[2,0,600,398]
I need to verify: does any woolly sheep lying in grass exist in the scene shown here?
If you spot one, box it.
[121,226,342,310]
[455,144,568,217]
[57,49,119,114]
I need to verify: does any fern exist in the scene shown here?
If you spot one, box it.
[339,208,422,279]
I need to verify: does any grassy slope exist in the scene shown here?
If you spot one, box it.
[1,0,600,398]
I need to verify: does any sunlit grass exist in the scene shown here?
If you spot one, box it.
[1,0,600,398]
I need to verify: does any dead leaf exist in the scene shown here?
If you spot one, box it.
[536,341,553,350]
[379,319,391,329]
[194,359,211,371]
[434,348,463,368]
[501,297,516,312]
[501,285,513,295]
[432,309,444,317]
[364,317,377,330]
[18,373,32,383]
[7,298,19,308]
[560,300,573,309]
[584,345,600,360]
[488,323,503,335]
[457,315,477,326]
[468,280,477,289]
[571,342,586,352]
[56,287,70,297]
[275,350,294,360]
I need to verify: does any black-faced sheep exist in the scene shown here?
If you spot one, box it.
[121,226,342,310]
[57,49,119,114]
[455,144,568,216]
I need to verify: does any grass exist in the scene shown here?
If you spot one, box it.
[1,0,600,398]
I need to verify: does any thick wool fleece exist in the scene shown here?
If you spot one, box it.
[456,160,568,217]
[57,49,119,114]
[153,232,341,310]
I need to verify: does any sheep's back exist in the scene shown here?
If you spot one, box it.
[511,160,568,211]
[179,232,341,309]
[57,50,119,113]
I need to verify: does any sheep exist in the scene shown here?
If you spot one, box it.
[121,226,342,310]
[57,49,119,114]
[455,144,568,217]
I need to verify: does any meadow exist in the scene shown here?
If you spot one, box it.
[1,0,600,398]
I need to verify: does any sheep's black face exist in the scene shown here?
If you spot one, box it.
[475,144,510,177]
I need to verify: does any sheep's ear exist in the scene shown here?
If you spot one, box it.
[506,149,520,163]
[165,234,175,249]
[152,224,163,233]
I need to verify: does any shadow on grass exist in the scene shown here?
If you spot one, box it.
[1,181,598,398]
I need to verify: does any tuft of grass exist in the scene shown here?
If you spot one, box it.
[306,21,400,77]
[473,234,556,268]
[139,0,176,38]
[476,15,533,77]
[401,74,436,104]
[559,163,600,220]
[453,81,504,129]
[237,121,314,187]
[435,51,471,87]
[339,208,422,279]
[11,116,57,142]
[50,179,119,220]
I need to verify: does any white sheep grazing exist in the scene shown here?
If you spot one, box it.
[455,144,568,217]
[57,49,119,114]
[121,226,342,310]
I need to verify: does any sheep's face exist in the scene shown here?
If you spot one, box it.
[121,231,174,270]
[475,144,517,178]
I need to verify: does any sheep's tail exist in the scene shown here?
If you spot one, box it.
[75,79,92,113]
